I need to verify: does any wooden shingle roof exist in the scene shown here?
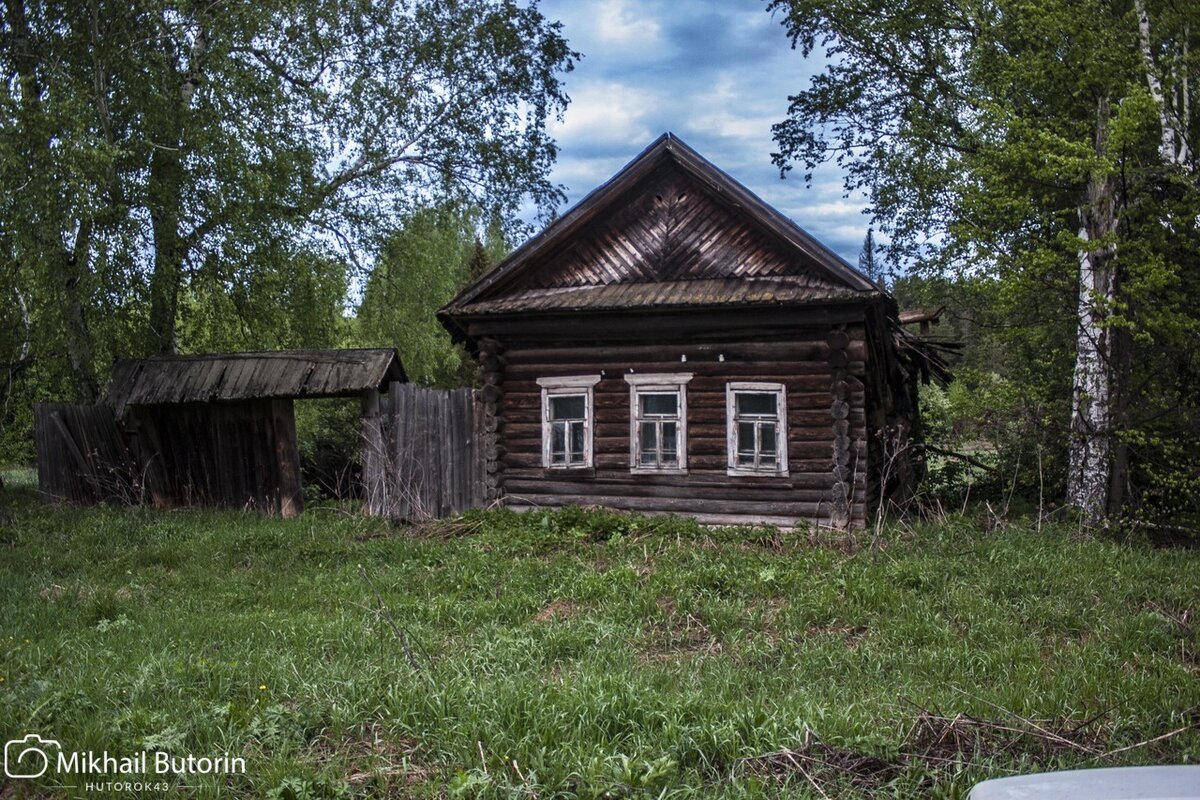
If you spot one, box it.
[440,133,881,336]
[104,348,406,414]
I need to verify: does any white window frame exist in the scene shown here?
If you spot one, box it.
[624,373,693,475]
[538,375,601,469]
[726,382,789,477]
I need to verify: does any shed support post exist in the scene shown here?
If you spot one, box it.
[272,398,303,518]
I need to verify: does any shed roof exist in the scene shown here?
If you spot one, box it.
[104,348,406,413]
[440,133,882,337]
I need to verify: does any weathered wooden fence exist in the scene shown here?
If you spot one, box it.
[33,403,142,503]
[362,383,485,520]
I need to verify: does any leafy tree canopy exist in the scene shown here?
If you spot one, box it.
[0,0,575,393]
[769,0,1200,522]
[356,202,508,387]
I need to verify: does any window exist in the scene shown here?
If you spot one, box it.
[726,382,788,476]
[538,375,601,468]
[625,373,692,474]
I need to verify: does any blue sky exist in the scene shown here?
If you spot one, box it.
[534,0,871,263]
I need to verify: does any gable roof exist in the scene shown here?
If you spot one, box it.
[440,133,880,331]
[104,348,406,414]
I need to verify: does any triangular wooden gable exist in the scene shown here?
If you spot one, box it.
[444,134,877,316]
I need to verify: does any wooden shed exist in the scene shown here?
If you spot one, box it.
[101,348,406,516]
[439,134,943,528]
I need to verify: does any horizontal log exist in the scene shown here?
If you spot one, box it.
[503,504,862,529]
[498,374,866,397]
[502,491,863,518]
[503,478,831,503]
[500,447,866,472]
[498,390,866,417]
[502,339,867,364]
[501,467,840,489]
[465,307,869,341]
[504,360,864,380]
[501,418,865,441]
[500,433,867,458]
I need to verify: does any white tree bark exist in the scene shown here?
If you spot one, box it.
[1067,221,1114,526]
[1067,95,1118,527]
[1136,0,1189,165]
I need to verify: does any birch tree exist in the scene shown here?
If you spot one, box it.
[0,0,575,388]
[768,0,1199,525]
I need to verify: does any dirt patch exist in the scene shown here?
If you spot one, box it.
[639,595,722,660]
[38,583,91,602]
[902,708,1107,766]
[307,721,430,788]
[804,621,869,649]
[113,583,155,603]
[738,741,901,792]
[533,598,578,623]
[735,706,1192,794]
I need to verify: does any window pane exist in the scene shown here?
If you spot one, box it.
[640,421,657,450]
[569,421,585,462]
[640,393,678,416]
[550,422,566,463]
[737,421,755,453]
[640,423,656,466]
[736,392,777,417]
[759,423,777,454]
[661,422,677,453]
[550,394,586,420]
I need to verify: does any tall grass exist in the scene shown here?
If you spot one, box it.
[0,491,1196,798]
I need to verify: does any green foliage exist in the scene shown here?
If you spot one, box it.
[356,204,509,387]
[894,273,1073,505]
[0,0,574,453]
[179,248,351,354]
[1,499,1197,797]
[772,0,1200,521]
[293,399,363,500]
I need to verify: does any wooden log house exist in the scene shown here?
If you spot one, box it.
[440,134,940,528]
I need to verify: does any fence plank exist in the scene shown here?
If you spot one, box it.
[360,385,485,521]
[34,403,139,503]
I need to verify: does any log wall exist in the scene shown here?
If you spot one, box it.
[478,322,872,528]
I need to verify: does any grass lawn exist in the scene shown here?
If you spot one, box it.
[0,485,1197,798]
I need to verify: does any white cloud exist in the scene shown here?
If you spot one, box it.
[592,0,662,48]
[549,80,658,148]
[792,199,868,219]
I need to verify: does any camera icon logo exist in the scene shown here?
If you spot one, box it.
[5,734,60,779]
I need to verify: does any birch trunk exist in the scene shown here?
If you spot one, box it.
[1135,0,1188,165]
[1066,98,1117,526]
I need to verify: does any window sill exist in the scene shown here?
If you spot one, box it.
[726,467,790,478]
[542,466,596,478]
[630,467,688,476]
